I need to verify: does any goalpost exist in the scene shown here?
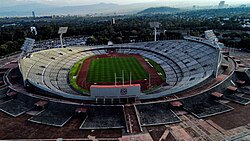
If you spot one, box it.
[114,70,132,86]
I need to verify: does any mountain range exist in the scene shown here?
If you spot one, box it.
[0,2,175,17]
[0,1,249,17]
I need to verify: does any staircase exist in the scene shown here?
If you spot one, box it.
[124,105,142,134]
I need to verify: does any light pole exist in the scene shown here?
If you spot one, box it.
[149,74,151,88]
[58,27,68,48]
[130,72,132,85]
[149,22,160,42]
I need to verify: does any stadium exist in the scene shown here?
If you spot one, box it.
[19,36,221,101]
[0,32,250,140]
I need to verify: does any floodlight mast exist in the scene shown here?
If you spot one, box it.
[21,38,35,54]
[60,34,63,48]
[215,42,222,78]
[58,27,68,48]
[19,38,35,86]
[149,22,160,42]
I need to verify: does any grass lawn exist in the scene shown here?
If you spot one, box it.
[69,55,166,94]
[146,58,166,81]
[86,57,149,83]
[68,57,90,94]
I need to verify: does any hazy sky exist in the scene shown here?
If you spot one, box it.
[4,0,250,6]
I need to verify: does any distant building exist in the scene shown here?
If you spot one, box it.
[30,27,37,36]
[222,17,230,21]
[223,18,230,21]
[32,11,36,18]
[218,1,225,8]
[242,23,250,28]
[111,18,115,25]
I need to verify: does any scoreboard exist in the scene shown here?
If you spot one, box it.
[90,84,141,99]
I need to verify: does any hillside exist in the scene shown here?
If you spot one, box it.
[138,7,180,14]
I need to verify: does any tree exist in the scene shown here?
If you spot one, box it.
[86,36,97,45]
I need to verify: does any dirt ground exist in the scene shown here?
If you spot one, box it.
[206,102,250,130]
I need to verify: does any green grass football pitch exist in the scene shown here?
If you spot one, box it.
[86,57,149,83]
